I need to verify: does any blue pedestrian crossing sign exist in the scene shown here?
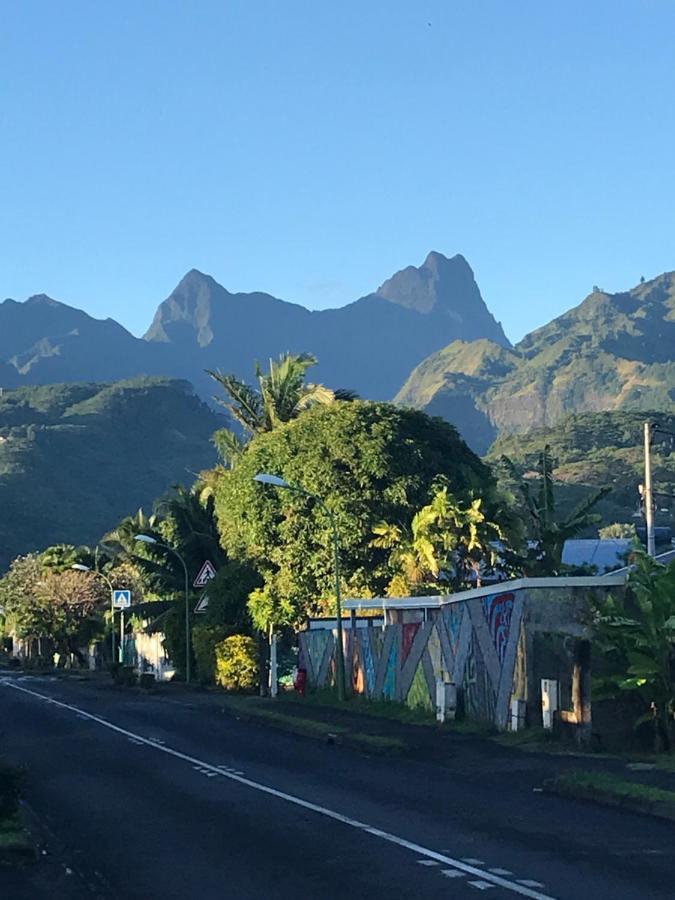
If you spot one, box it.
[113,590,132,609]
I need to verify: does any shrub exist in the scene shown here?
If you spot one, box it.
[192,625,231,684]
[0,761,24,819]
[215,634,259,692]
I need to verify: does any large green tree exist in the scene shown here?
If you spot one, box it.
[214,400,507,631]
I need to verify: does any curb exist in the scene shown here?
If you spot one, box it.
[544,780,675,823]
[219,705,407,757]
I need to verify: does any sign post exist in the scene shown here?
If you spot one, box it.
[113,590,132,664]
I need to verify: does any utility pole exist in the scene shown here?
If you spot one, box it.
[644,421,656,558]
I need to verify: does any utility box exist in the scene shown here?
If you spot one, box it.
[436,680,457,723]
[511,698,526,731]
[541,678,558,730]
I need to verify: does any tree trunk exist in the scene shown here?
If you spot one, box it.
[572,639,592,745]
[258,630,269,697]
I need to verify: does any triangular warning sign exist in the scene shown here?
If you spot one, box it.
[193,560,217,587]
[194,593,209,614]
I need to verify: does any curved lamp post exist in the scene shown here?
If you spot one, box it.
[254,473,346,701]
[134,535,191,684]
[72,564,118,661]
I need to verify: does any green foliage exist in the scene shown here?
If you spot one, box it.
[591,554,675,751]
[209,352,338,465]
[489,411,675,531]
[0,378,220,571]
[199,560,261,633]
[372,487,513,595]
[215,400,503,630]
[214,634,259,691]
[104,485,229,618]
[599,522,638,540]
[0,762,24,819]
[499,445,609,575]
[0,554,105,657]
[192,624,231,683]
[161,603,193,679]
[39,543,89,572]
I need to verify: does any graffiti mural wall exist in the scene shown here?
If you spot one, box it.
[299,590,525,729]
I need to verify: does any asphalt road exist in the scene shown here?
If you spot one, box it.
[1,673,674,900]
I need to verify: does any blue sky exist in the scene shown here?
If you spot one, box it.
[2,1,675,342]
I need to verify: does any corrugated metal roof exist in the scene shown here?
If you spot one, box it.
[562,539,632,573]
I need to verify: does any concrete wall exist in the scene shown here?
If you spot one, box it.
[299,584,618,730]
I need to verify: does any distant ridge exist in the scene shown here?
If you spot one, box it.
[2,251,508,402]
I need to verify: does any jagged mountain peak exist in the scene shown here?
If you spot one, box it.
[374,251,476,314]
[24,293,64,307]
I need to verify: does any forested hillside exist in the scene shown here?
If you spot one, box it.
[487,411,675,531]
[0,378,221,569]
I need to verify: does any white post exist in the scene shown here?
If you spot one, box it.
[269,629,278,698]
[119,609,125,664]
[644,421,656,557]
[511,698,526,731]
[436,680,457,722]
[541,678,558,730]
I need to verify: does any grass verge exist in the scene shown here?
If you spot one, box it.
[0,813,34,862]
[219,695,408,754]
[282,688,494,735]
[545,771,675,821]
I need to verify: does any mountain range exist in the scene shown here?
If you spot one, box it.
[0,252,508,405]
[2,253,675,452]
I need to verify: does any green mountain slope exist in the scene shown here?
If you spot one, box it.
[396,272,675,452]
[487,411,675,530]
[0,378,221,570]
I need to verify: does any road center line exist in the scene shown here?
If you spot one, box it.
[2,680,556,900]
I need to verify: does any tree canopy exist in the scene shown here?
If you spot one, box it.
[214,400,506,630]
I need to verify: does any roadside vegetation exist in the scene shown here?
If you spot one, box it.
[0,760,31,861]
[1,351,673,765]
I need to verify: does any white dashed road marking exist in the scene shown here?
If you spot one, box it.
[441,869,466,879]
[518,882,546,889]
[462,858,486,865]
[2,680,556,900]
[417,859,439,866]
[489,868,513,876]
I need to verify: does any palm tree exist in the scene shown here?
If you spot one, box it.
[157,484,226,573]
[372,487,505,595]
[208,352,340,465]
[501,446,609,575]
[102,508,160,557]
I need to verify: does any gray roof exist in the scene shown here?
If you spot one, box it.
[562,539,632,574]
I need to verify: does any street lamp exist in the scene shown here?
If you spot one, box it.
[134,535,191,684]
[72,564,117,662]
[254,472,347,701]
